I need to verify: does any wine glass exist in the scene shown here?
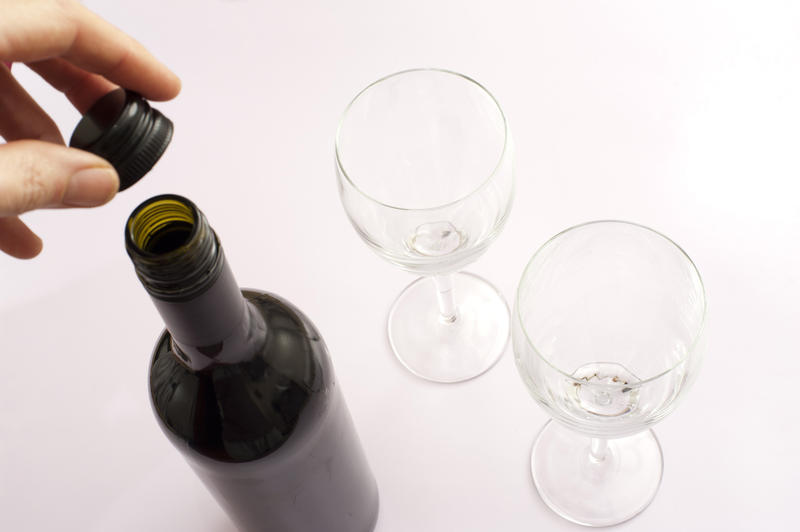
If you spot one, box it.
[335,68,514,383]
[513,221,707,526]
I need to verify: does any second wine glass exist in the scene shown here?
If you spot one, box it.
[513,221,707,526]
[335,68,514,383]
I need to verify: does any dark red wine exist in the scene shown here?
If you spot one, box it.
[126,194,379,532]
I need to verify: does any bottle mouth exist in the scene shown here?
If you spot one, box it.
[125,194,224,301]
[128,196,197,256]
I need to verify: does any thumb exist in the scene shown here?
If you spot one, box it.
[0,140,119,216]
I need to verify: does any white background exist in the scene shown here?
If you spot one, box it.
[1,1,799,530]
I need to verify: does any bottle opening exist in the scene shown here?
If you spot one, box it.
[125,194,224,301]
[128,197,197,255]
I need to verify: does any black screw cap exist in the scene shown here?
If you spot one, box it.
[69,88,173,191]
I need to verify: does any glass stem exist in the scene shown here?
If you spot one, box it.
[433,274,458,323]
[590,437,608,463]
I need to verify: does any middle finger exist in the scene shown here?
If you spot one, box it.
[0,64,64,144]
[27,57,117,114]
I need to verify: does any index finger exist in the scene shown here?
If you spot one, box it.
[0,0,180,101]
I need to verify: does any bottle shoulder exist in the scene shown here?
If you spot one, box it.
[149,290,334,463]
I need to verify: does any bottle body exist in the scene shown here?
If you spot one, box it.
[126,195,378,532]
[149,290,379,532]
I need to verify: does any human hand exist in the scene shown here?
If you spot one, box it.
[0,0,180,259]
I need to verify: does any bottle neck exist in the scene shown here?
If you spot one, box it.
[150,259,266,370]
[126,195,266,371]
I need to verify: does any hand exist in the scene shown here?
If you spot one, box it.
[0,0,180,259]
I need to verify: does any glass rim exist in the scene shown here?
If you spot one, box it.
[334,67,510,212]
[514,219,708,388]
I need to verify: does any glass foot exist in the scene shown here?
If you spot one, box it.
[531,420,663,527]
[387,272,509,383]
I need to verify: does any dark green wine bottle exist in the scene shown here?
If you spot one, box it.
[125,194,379,532]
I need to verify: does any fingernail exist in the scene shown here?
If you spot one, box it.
[63,167,119,207]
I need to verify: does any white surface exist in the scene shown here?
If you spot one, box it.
[1,1,799,530]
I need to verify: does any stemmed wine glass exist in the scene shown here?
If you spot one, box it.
[336,68,514,383]
[513,221,707,526]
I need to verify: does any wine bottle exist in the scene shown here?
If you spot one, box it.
[125,194,380,532]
